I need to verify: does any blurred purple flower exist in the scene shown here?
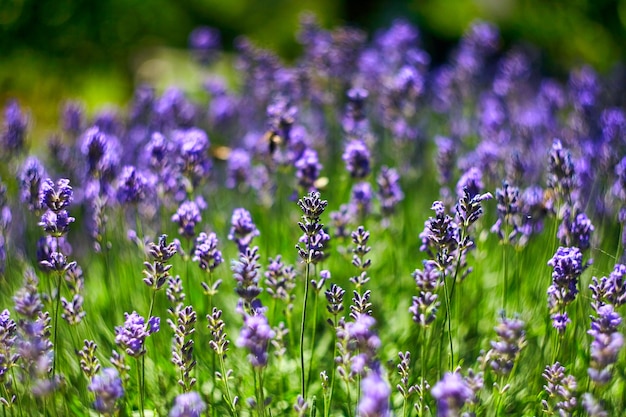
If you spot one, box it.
[89,368,123,415]
[358,366,391,417]
[431,372,473,417]
[2,100,28,154]
[228,208,260,253]
[295,148,322,192]
[237,312,275,368]
[172,198,204,239]
[193,232,223,272]
[343,139,371,179]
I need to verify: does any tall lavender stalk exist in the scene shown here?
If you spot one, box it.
[295,191,328,400]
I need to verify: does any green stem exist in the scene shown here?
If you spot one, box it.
[326,316,338,417]
[300,262,311,400]
[307,290,319,389]
[218,351,236,416]
[442,274,453,370]
[136,359,145,417]
[52,271,62,378]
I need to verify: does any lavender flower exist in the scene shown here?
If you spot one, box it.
[345,313,380,374]
[343,139,371,179]
[38,210,75,238]
[193,232,223,272]
[40,178,73,213]
[172,199,204,239]
[61,101,84,136]
[547,247,586,324]
[456,167,483,199]
[410,260,441,327]
[143,235,178,290]
[376,166,404,218]
[264,255,296,303]
[232,246,262,308]
[488,313,526,376]
[19,156,47,212]
[226,148,252,189]
[420,201,458,270]
[358,366,391,417]
[236,312,275,368]
[350,181,373,219]
[542,362,577,415]
[491,181,520,243]
[115,166,150,204]
[114,312,160,358]
[547,139,576,207]
[2,100,27,154]
[173,128,211,186]
[170,391,207,417]
[189,25,221,64]
[587,304,623,385]
[88,368,123,415]
[296,191,329,265]
[431,372,473,417]
[0,309,17,384]
[557,209,594,251]
[169,305,197,391]
[228,208,260,253]
[295,148,322,191]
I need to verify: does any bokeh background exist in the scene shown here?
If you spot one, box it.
[2,0,626,139]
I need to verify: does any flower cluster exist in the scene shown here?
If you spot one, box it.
[114,311,160,358]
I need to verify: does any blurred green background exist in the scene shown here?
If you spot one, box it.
[1,0,626,139]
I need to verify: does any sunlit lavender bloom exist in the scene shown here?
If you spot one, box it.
[172,198,205,239]
[237,312,275,368]
[61,294,86,325]
[228,208,260,253]
[343,139,371,179]
[88,368,123,415]
[19,156,47,212]
[40,178,73,213]
[456,167,483,199]
[39,210,75,238]
[2,100,27,154]
[115,166,150,205]
[146,131,170,173]
[298,228,330,265]
[431,372,473,417]
[226,148,252,189]
[588,304,623,384]
[557,210,594,251]
[547,246,584,307]
[170,391,206,417]
[189,26,221,64]
[377,166,403,218]
[115,311,160,358]
[358,366,391,417]
[295,148,322,191]
[193,232,223,272]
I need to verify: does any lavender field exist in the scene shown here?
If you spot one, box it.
[1,15,625,417]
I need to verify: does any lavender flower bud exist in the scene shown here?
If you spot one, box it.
[19,156,47,212]
[376,166,404,218]
[294,148,322,191]
[588,304,623,385]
